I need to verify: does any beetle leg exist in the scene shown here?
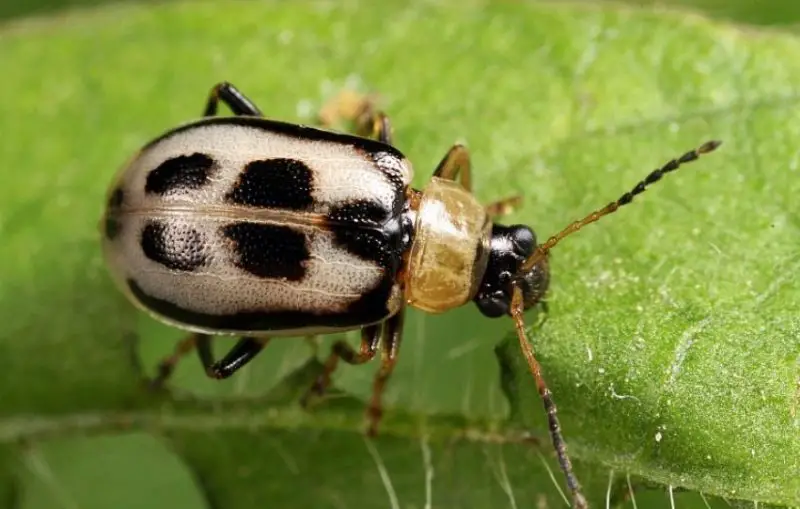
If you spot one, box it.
[484,195,523,219]
[364,111,393,145]
[350,105,392,145]
[301,324,382,406]
[149,333,203,389]
[147,333,268,387]
[196,335,269,379]
[433,144,472,190]
[434,144,522,218]
[317,90,393,145]
[203,82,263,117]
[366,307,405,437]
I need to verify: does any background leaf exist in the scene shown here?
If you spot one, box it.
[5,0,800,27]
[17,434,209,509]
[1,1,798,508]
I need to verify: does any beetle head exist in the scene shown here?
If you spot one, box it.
[473,224,549,318]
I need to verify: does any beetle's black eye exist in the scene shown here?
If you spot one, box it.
[511,225,535,256]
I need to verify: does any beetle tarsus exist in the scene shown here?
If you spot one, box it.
[206,366,230,380]
[300,374,330,407]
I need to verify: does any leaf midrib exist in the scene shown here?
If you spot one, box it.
[0,404,535,447]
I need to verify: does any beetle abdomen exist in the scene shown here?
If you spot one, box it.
[102,117,413,335]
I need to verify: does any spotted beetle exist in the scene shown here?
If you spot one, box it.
[102,81,721,509]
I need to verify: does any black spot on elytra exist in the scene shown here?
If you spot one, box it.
[104,216,121,240]
[104,187,125,240]
[145,153,215,195]
[327,200,405,268]
[328,199,389,226]
[108,187,125,209]
[346,274,395,320]
[337,228,394,267]
[140,220,208,271]
[226,158,314,210]
[223,222,309,280]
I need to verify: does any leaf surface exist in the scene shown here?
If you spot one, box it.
[0,1,798,507]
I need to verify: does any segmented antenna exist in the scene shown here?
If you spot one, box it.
[510,287,588,509]
[508,139,721,508]
[518,140,722,274]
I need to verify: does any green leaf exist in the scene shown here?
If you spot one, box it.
[17,434,208,509]
[5,0,800,28]
[1,1,798,508]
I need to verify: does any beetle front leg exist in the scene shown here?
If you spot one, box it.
[366,308,405,436]
[301,324,382,406]
[433,144,473,190]
[433,144,522,218]
[203,82,263,117]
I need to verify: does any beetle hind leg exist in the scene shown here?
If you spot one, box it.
[301,324,382,406]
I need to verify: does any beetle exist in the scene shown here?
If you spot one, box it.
[101,81,721,509]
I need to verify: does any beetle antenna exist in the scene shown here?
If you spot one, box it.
[510,287,587,509]
[517,140,722,275]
